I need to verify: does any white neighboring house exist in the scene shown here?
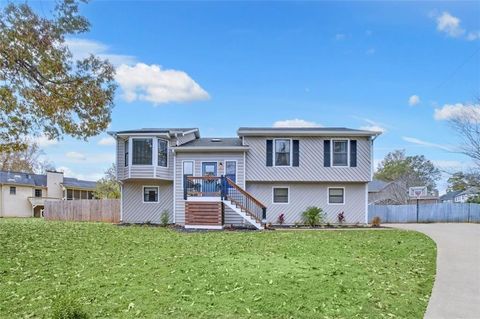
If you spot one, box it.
[0,170,97,218]
[453,187,480,203]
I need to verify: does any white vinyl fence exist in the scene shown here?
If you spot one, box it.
[368,203,480,223]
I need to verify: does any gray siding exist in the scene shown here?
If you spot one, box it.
[122,180,173,223]
[246,182,368,224]
[175,132,197,146]
[174,152,246,225]
[244,136,372,182]
[116,138,126,180]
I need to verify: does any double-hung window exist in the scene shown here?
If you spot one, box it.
[132,138,153,165]
[328,188,345,204]
[332,140,348,166]
[275,139,291,166]
[157,140,168,167]
[10,186,16,195]
[273,187,289,203]
[143,186,159,203]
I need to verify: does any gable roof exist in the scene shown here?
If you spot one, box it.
[237,127,381,137]
[440,191,462,201]
[368,179,391,193]
[0,170,96,189]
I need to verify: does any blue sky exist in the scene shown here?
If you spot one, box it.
[26,1,480,193]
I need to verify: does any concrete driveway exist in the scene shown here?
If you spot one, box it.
[391,224,480,319]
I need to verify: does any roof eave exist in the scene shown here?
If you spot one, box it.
[237,129,381,137]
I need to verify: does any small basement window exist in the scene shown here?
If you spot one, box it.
[10,186,16,195]
[143,186,159,203]
[273,187,289,204]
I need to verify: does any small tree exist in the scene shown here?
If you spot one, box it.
[94,164,120,199]
[160,210,169,227]
[302,206,324,227]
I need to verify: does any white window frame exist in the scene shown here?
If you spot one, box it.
[331,139,350,167]
[131,137,154,166]
[328,187,345,205]
[182,160,195,189]
[273,138,293,167]
[272,186,290,204]
[157,138,169,168]
[143,185,159,203]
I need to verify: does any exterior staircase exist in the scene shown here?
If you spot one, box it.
[222,199,264,229]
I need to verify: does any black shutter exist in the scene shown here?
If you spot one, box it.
[266,140,273,166]
[350,140,357,167]
[324,140,331,167]
[292,140,300,167]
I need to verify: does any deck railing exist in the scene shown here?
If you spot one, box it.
[222,177,267,223]
[183,175,267,224]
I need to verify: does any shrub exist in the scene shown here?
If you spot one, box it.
[277,213,285,225]
[160,210,169,227]
[372,216,381,227]
[337,211,345,224]
[302,206,324,227]
[52,296,89,319]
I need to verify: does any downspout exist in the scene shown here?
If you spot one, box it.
[172,148,176,224]
[366,134,380,224]
[118,180,123,223]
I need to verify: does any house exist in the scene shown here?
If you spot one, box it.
[109,127,381,229]
[0,170,97,218]
[439,191,461,203]
[453,187,480,203]
[368,179,439,205]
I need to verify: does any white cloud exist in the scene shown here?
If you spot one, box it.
[30,134,58,147]
[436,12,465,37]
[98,136,116,146]
[115,63,210,105]
[66,151,86,161]
[358,118,387,133]
[434,12,479,41]
[402,136,453,151]
[335,33,346,40]
[434,103,480,122]
[65,38,136,66]
[408,95,420,106]
[273,119,322,128]
[57,166,103,181]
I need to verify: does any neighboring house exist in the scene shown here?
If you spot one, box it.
[453,187,480,203]
[0,170,97,218]
[109,127,380,229]
[439,191,461,203]
[368,179,439,205]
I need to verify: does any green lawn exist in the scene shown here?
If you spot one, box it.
[0,219,436,318]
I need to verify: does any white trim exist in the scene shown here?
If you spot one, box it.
[273,138,293,167]
[184,225,223,230]
[131,137,154,166]
[327,187,346,205]
[128,137,133,178]
[120,184,123,222]
[181,160,194,189]
[224,159,238,179]
[142,185,160,203]
[173,150,176,224]
[364,183,368,224]
[331,139,350,167]
[272,186,290,204]
[187,197,221,202]
[243,152,246,188]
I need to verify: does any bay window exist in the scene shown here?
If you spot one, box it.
[158,140,168,167]
[132,138,153,165]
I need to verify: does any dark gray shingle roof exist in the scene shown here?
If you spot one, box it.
[0,170,96,189]
[62,177,96,189]
[177,138,244,148]
[237,127,381,136]
[439,191,462,201]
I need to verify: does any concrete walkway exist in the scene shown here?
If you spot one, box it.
[390,224,480,319]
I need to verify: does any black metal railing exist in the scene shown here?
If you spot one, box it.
[184,176,222,198]
[183,175,267,224]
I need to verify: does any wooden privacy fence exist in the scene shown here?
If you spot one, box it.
[368,203,480,223]
[44,199,120,223]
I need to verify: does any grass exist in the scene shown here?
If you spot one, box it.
[0,219,436,318]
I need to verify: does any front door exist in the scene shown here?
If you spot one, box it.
[202,162,218,195]
[225,160,236,184]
